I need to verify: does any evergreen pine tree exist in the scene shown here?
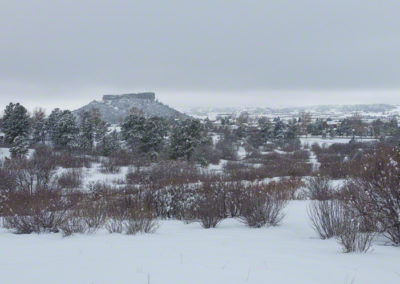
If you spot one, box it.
[258,117,273,144]
[78,111,94,153]
[273,117,286,141]
[169,119,204,160]
[10,135,29,158]
[101,130,121,156]
[121,115,167,155]
[121,114,146,152]
[46,109,78,149]
[1,103,30,145]
[285,119,298,141]
[31,108,46,144]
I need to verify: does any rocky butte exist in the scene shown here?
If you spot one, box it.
[74,92,186,124]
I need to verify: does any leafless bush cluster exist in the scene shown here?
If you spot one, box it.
[126,160,201,187]
[306,176,336,200]
[99,158,121,174]
[57,169,83,189]
[312,142,375,179]
[87,183,159,235]
[340,145,400,246]
[239,183,288,228]
[224,162,271,181]
[308,200,374,252]
[2,189,70,234]
[261,152,312,177]
[239,150,312,179]
[194,182,226,228]
[56,151,92,168]
[123,209,159,234]
[308,200,344,239]
[337,214,375,253]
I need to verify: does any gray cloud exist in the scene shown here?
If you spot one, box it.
[1,0,400,110]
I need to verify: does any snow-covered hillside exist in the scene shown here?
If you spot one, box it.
[74,93,187,123]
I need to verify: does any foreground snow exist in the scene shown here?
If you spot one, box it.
[1,201,399,284]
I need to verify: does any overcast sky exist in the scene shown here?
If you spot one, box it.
[1,1,400,111]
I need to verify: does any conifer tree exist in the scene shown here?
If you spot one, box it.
[1,103,30,145]
[10,135,29,158]
[169,119,204,160]
[46,109,79,149]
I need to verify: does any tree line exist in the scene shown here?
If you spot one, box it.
[0,103,208,161]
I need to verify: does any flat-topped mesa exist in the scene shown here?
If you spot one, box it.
[103,92,155,102]
[74,91,186,123]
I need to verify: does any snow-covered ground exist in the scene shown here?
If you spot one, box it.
[1,201,399,284]
[300,137,377,147]
[0,147,35,160]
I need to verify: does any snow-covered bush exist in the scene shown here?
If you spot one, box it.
[9,135,29,158]
[195,182,226,228]
[60,215,88,237]
[105,218,124,234]
[239,183,288,228]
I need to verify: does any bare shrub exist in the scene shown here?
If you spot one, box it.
[337,214,375,253]
[3,151,57,194]
[56,151,91,168]
[341,145,400,245]
[317,155,349,179]
[105,218,124,234]
[100,158,121,174]
[196,182,226,228]
[224,161,271,181]
[239,184,288,228]
[306,176,335,200]
[126,160,200,187]
[59,215,88,237]
[259,152,312,178]
[123,209,159,235]
[308,200,344,239]
[2,190,68,234]
[223,181,245,217]
[57,169,83,189]
[78,201,107,233]
[104,197,127,233]
[108,150,135,167]
[191,143,221,166]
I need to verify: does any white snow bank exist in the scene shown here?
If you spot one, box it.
[1,201,399,284]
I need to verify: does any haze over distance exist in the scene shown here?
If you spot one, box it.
[1,1,400,111]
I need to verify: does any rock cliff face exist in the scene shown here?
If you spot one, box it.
[74,92,186,123]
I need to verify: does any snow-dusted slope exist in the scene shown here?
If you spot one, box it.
[74,93,187,123]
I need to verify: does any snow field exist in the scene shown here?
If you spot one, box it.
[1,201,399,284]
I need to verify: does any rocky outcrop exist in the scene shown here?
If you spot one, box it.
[74,92,187,124]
